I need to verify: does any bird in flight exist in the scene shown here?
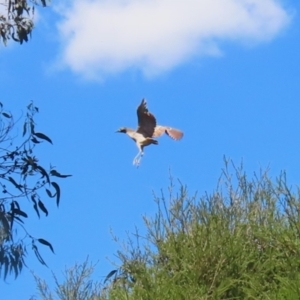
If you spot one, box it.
[116,99,183,166]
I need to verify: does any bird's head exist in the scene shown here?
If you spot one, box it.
[116,127,127,134]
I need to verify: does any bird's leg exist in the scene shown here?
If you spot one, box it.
[133,151,141,166]
[133,150,144,166]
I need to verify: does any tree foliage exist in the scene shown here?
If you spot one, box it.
[0,0,49,46]
[0,102,70,280]
[31,258,102,300]
[33,161,300,299]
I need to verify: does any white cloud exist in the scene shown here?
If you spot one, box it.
[55,0,292,79]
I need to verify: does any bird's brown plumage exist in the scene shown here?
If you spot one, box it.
[136,99,157,137]
[136,99,183,140]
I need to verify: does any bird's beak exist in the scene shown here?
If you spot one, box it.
[115,129,120,133]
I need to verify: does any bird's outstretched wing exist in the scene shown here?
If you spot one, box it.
[136,99,157,137]
[153,125,184,140]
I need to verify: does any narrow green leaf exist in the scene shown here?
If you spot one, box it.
[45,188,53,198]
[50,170,72,178]
[22,122,27,137]
[12,209,28,218]
[12,259,18,279]
[2,112,11,118]
[18,260,23,273]
[11,215,24,224]
[4,256,9,280]
[38,238,54,254]
[32,244,47,266]
[12,201,20,210]
[33,202,40,218]
[104,269,118,284]
[51,182,60,207]
[8,0,11,13]
[0,248,4,263]
[30,122,35,134]
[37,166,50,183]
[8,176,23,192]
[33,132,53,144]
[31,195,40,218]
[38,200,48,216]
[31,137,40,144]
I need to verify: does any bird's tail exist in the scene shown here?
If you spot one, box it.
[146,138,158,145]
[150,138,158,145]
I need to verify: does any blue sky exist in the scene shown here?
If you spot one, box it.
[1,0,300,298]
